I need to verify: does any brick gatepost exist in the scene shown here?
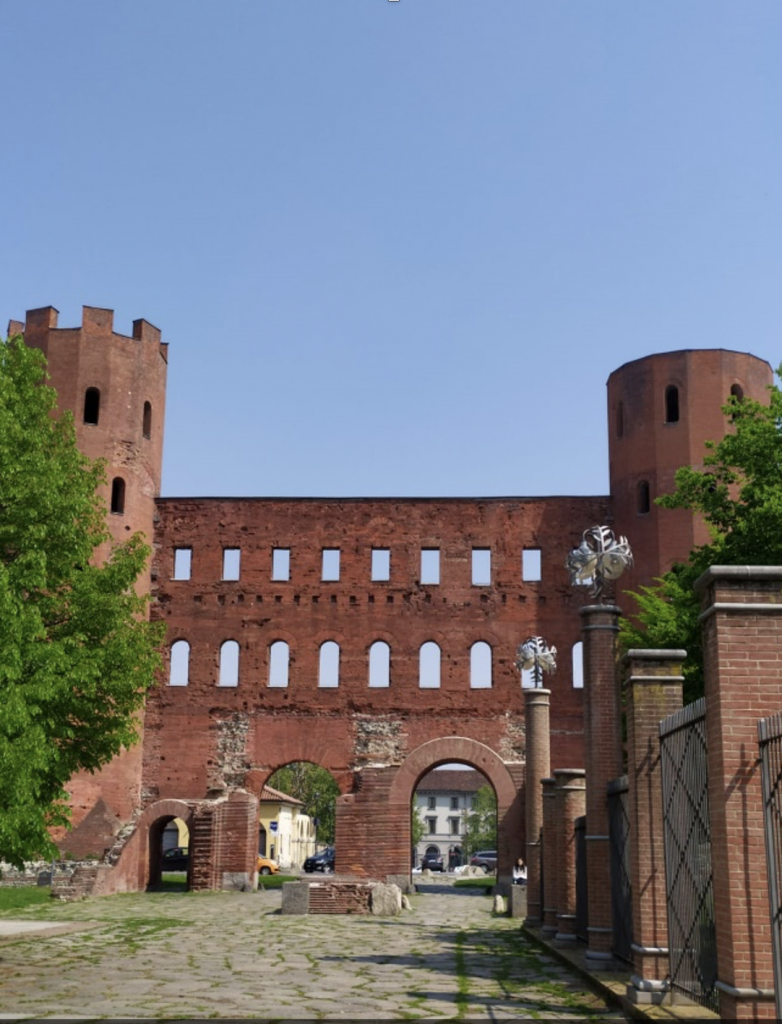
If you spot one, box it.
[541,777,558,937]
[581,603,623,969]
[696,566,780,1020]
[553,768,586,945]
[524,688,551,925]
[622,649,685,1005]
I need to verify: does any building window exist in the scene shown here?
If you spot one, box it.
[637,480,651,515]
[450,796,459,810]
[572,641,584,689]
[665,385,680,423]
[219,640,240,687]
[169,640,190,686]
[272,548,290,581]
[110,477,125,514]
[322,548,340,581]
[419,641,441,689]
[522,548,541,582]
[420,548,440,585]
[319,641,340,688]
[371,548,390,581]
[426,818,437,835]
[471,548,491,585]
[142,401,152,439]
[730,383,744,402]
[427,796,436,810]
[616,400,624,438]
[268,641,289,688]
[449,817,460,835]
[173,547,192,580]
[368,641,390,688]
[470,641,492,689]
[222,548,241,581]
[83,387,100,425]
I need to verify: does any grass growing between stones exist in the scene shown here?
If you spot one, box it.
[454,930,470,1018]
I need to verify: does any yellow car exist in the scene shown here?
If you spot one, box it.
[257,855,279,876]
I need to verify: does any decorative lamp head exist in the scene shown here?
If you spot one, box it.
[566,525,633,601]
[515,636,557,687]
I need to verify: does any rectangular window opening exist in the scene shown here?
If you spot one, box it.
[173,547,192,581]
[222,548,241,581]
[420,548,440,585]
[272,548,290,581]
[371,548,390,582]
[450,796,459,810]
[426,817,437,835]
[472,548,491,586]
[322,548,341,581]
[522,548,542,582]
[427,796,436,810]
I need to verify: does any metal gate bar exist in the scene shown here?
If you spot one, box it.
[759,712,782,1021]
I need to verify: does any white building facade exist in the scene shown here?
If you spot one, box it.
[413,769,486,869]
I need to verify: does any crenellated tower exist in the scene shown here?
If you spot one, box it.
[607,348,773,603]
[8,305,168,853]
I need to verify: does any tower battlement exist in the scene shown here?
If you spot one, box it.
[8,304,166,355]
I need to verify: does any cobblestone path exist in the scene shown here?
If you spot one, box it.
[0,887,626,1020]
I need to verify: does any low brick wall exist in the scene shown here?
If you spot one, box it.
[281,880,402,916]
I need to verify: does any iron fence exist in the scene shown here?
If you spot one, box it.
[607,775,633,965]
[574,814,588,942]
[659,697,717,1013]
[759,712,782,1021]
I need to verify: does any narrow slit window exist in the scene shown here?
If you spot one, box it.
[84,387,100,425]
[222,548,241,581]
[616,401,624,438]
[110,477,125,514]
[572,641,584,689]
[421,549,440,585]
[142,401,152,438]
[419,641,441,689]
[521,667,536,689]
[173,547,192,580]
[169,640,190,686]
[637,480,651,515]
[665,385,680,423]
[322,549,340,581]
[470,641,492,689]
[369,641,391,688]
[319,641,340,688]
[272,548,290,581]
[472,549,491,586]
[219,640,240,687]
[522,548,541,582]
[268,641,290,688]
[371,549,390,582]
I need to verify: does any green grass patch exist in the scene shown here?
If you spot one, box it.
[257,874,298,889]
[453,876,495,889]
[0,886,52,913]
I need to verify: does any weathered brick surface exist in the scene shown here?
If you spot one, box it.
[553,768,585,942]
[523,688,550,924]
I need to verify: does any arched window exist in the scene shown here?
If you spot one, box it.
[319,641,340,688]
[268,641,289,688]
[470,641,492,689]
[637,479,650,515]
[616,400,624,439]
[369,641,390,688]
[419,641,441,689]
[169,640,190,686]
[110,477,125,514]
[83,387,100,425]
[572,641,584,689]
[219,640,240,687]
[665,385,679,424]
[143,401,152,438]
[730,383,744,402]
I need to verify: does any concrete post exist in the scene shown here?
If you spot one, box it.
[541,777,558,937]
[524,688,551,925]
[553,768,586,945]
[622,649,684,1005]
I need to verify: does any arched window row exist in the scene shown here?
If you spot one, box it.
[82,387,153,438]
[168,639,585,689]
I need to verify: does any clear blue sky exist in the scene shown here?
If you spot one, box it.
[3,2,780,498]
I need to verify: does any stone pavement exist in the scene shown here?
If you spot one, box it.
[0,884,627,1020]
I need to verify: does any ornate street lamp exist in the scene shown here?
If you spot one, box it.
[565,525,633,601]
[515,636,557,688]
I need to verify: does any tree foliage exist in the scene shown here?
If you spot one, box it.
[620,377,782,702]
[410,804,426,849]
[0,336,164,866]
[266,762,340,846]
[462,784,497,856]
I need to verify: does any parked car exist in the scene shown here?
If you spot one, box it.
[303,847,335,873]
[161,846,189,871]
[421,852,444,872]
[469,850,497,873]
[257,855,279,875]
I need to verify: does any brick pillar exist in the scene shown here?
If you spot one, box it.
[696,566,780,1020]
[541,777,558,937]
[553,768,586,946]
[524,688,551,925]
[581,603,623,970]
[622,649,684,1005]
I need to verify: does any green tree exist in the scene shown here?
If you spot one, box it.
[0,335,164,866]
[620,377,782,702]
[411,805,426,849]
[462,784,497,857]
[267,762,340,846]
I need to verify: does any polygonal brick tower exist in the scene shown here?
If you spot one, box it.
[607,349,773,603]
[7,305,168,854]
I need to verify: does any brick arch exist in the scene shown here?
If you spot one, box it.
[134,798,195,891]
[389,736,517,808]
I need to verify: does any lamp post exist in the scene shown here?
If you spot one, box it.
[515,636,557,688]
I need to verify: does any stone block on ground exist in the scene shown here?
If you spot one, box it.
[369,882,402,916]
[281,881,310,915]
